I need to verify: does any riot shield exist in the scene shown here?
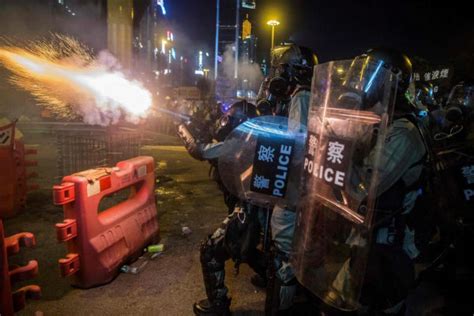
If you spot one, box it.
[291,59,398,311]
[218,115,307,209]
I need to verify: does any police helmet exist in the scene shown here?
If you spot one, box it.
[214,100,258,141]
[365,47,413,94]
[270,44,318,85]
[414,81,437,110]
[341,47,413,110]
[445,80,474,122]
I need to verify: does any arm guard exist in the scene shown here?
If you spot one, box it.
[177,123,223,161]
[177,123,204,160]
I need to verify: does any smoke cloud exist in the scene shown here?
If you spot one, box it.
[220,44,263,100]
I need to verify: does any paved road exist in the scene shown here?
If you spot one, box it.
[5,145,265,315]
[6,144,470,315]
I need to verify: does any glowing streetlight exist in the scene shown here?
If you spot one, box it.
[267,19,280,51]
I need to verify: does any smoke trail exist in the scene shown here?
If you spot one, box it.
[217,45,263,98]
[0,34,152,126]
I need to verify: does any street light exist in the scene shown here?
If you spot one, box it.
[267,19,280,51]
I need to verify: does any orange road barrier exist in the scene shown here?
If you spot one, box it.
[0,219,41,316]
[54,156,159,288]
[0,120,38,219]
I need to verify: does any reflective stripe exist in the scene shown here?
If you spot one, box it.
[87,181,100,197]
[137,165,147,178]
[87,176,111,197]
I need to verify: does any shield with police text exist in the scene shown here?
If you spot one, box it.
[291,59,399,311]
[218,115,307,209]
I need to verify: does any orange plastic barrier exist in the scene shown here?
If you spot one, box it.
[54,156,159,288]
[0,219,41,316]
[0,120,38,219]
[13,140,39,211]
[0,122,17,219]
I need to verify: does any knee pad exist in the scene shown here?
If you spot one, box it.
[273,251,295,285]
[200,236,226,272]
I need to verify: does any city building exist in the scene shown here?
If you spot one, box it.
[105,0,185,93]
[107,0,134,69]
[240,15,257,65]
[214,0,260,103]
[238,14,259,100]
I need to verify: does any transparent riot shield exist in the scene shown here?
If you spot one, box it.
[291,59,398,311]
[218,115,307,209]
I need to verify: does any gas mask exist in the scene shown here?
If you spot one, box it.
[257,75,291,116]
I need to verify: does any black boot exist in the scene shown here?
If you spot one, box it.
[193,297,231,315]
[195,236,231,315]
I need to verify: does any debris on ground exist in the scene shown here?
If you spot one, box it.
[156,175,173,186]
[145,243,164,253]
[181,226,192,236]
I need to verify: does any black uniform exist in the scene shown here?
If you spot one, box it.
[177,101,268,315]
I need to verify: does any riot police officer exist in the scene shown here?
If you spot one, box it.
[357,48,427,314]
[178,101,269,315]
[291,47,429,315]
[264,44,318,314]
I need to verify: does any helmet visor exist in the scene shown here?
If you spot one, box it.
[323,56,398,111]
[343,56,388,98]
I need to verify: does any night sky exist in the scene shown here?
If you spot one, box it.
[167,0,474,64]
